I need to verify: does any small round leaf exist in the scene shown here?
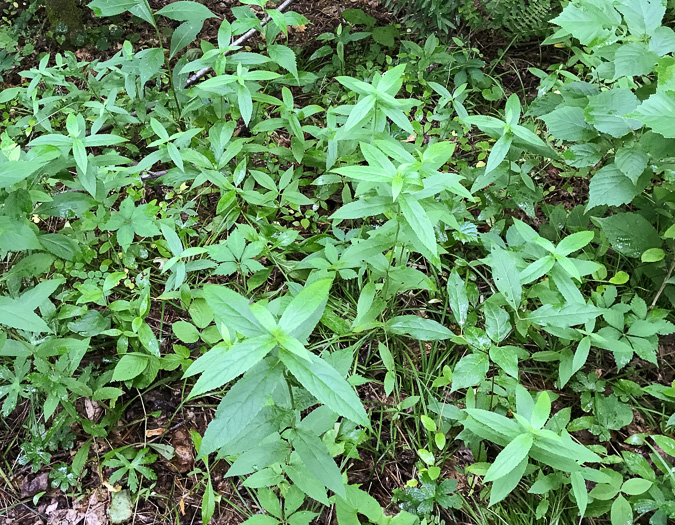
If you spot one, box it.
[172,320,200,343]
[621,478,652,496]
[641,248,665,263]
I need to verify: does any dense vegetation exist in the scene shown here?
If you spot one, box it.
[1,0,675,524]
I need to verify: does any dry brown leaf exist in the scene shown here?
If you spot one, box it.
[170,428,194,473]
[47,488,108,525]
[102,481,122,493]
[20,472,48,498]
[84,399,104,422]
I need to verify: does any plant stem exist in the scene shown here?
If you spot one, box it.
[651,258,675,309]
[184,0,296,88]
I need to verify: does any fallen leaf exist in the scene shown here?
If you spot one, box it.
[47,488,108,525]
[170,428,194,473]
[84,399,103,421]
[110,490,133,524]
[145,427,164,437]
[103,481,122,493]
[172,445,193,474]
[21,472,48,498]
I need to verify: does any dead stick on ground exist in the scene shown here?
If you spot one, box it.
[98,0,295,134]
[651,258,675,309]
[184,0,296,88]
[139,0,295,180]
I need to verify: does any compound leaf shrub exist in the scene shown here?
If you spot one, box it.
[0,0,675,524]
[531,0,675,306]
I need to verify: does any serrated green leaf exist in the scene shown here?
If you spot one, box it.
[39,233,79,260]
[615,145,649,183]
[280,351,369,427]
[342,94,376,132]
[488,456,528,506]
[292,429,345,497]
[0,217,41,252]
[241,514,281,525]
[268,44,298,81]
[586,89,642,138]
[616,0,666,36]
[541,106,595,141]
[596,213,661,258]
[551,1,621,45]
[485,433,533,482]
[200,361,283,456]
[451,353,489,392]
[614,42,659,79]
[279,278,332,339]
[0,161,42,188]
[156,1,215,22]
[0,296,51,333]
[187,336,278,397]
[484,303,511,343]
[632,90,675,138]
[372,25,398,47]
[563,144,602,167]
[489,249,522,310]
[528,303,602,328]
[399,194,437,260]
[588,164,642,209]
[386,315,453,341]
[203,284,265,338]
[489,345,519,378]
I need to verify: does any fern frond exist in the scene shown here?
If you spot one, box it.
[384,0,561,39]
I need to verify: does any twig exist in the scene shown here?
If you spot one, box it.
[140,169,169,181]
[97,0,295,135]
[88,0,297,181]
[651,258,675,309]
[184,0,295,88]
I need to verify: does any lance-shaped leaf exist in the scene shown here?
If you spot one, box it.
[186,335,278,398]
[279,277,333,340]
[484,433,533,482]
[280,350,369,427]
[200,361,284,456]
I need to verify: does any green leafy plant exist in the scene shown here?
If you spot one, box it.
[461,386,600,508]
[393,472,461,519]
[103,447,158,493]
[2,1,675,524]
